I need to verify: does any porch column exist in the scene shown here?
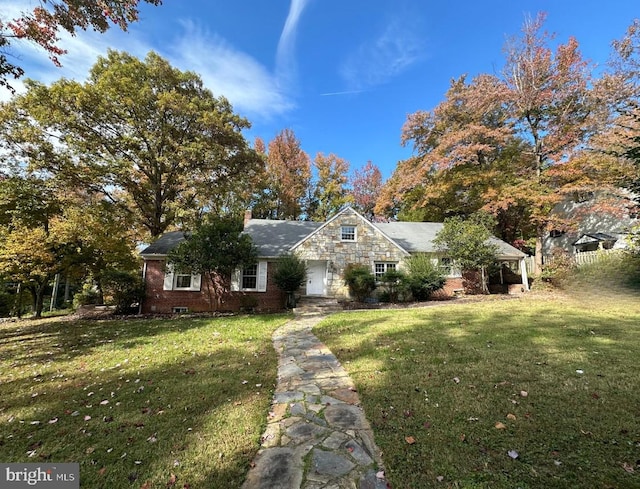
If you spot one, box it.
[519,257,530,291]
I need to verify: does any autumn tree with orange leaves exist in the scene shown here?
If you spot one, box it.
[379,13,632,272]
[350,161,383,220]
[0,0,162,91]
[252,129,311,220]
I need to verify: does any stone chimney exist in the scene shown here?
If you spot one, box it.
[243,209,252,227]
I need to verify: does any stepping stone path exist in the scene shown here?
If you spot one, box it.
[242,309,388,489]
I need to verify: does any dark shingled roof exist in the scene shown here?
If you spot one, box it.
[243,219,322,257]
[140,217,526,261]
[140,231,187,256]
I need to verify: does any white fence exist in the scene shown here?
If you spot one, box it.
[524,249,622,275]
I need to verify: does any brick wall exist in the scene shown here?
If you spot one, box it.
[142,260,285,314]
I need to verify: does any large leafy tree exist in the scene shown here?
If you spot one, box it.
[350,161,383,220]
[0,0,162,91]
[253,129,311,220]
[382,13,608,272]
[168,217,257,310]
[378,75,535,240]
[0,50,262,238]
[308,152,351,221]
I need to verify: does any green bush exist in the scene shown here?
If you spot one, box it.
[379,269,406,303]
[73,283,100,309]
[273,253,307,308]
[402,254,446,301]
[343,264,376,301]
[102,269,145,314]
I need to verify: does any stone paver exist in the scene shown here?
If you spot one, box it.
[242,311,388,489]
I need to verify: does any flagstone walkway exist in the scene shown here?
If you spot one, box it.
[242,309,388,489]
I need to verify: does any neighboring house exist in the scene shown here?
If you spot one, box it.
[140,207,529,314]
[543,190,637,260]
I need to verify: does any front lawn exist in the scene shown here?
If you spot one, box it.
[314,295,640,488]
[0,313,289,488]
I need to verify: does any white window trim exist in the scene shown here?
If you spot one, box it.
[373,262,397,281]
[439,257,462,278]
[340,225,357,242]
[231,261,267,292]
[163,265,202,291]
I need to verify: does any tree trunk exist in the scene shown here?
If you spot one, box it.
[534,229,544,276]
[33,282,47,318]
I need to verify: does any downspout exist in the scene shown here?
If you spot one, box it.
[139,261,148,315]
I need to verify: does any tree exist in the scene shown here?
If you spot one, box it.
[0,50,262,239]
[273,253,307,308]
[433,213,499,294]
[385,13,601,272]
[309,152,351,221]
[378,74,535,239]
[253,129,311,220]
[0,0,162,91]
[350,161,382,220]
[168,217,257,311]
[401,254,446,301]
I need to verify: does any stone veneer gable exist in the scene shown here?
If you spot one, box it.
[293,208,408,296]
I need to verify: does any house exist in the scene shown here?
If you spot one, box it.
[543,190,637,260]
[140,207,529,314]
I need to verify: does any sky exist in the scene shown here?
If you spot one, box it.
[0,0,638,181]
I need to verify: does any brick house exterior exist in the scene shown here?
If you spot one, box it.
[140,207,528,313]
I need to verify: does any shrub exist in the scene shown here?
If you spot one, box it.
[343,264,376,301]
[379,269,406,303]
[101,269,145,314]
[402,254,446,301]
[73,283,100,309]
[540,248,576,287]
[273,253,307,309]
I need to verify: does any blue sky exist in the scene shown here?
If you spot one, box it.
[0,1,637,180]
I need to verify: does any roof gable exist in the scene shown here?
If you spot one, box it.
[290,207,408,255]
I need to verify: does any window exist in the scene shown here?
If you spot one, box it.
[231,262,268,292]
[549,229,565,238]
[162,265,201,291]
[174,274,192,289]
[440,258,462,278]
[242,264,258,290]
[341,225,356,241]
[374,262,396,280]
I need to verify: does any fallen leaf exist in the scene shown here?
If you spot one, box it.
[495,422,507,430]
[141,481,152,489]
[459,433,466,442]
[507,450,519,459]
[520,390,528,397]
[453,377,460,384]
[405,436,416,445]
[167,473,177,486]
[100,400,109,405]
[48,418,58,424]
[506,413,517,421]
[84,416,92,421]
[622,462,635,473]
[591,392,600,399]
[375,470,385,479]
[98,467,106,475]
[423,421,431,429]
[436,475,444,482]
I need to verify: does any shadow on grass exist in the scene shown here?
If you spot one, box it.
[0,314,288,488]
[314,296,640,489]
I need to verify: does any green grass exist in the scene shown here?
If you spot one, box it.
[313,294,640,489]
[0,313,290,488]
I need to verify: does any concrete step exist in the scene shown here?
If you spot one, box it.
[293,297,342,315]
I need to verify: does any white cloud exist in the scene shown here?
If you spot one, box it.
[168,22,294,120]
[340,17,424,90]
[0,1,298,120]
[276,0,311,87]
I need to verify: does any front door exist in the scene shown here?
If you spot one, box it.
[306,260,327,296]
